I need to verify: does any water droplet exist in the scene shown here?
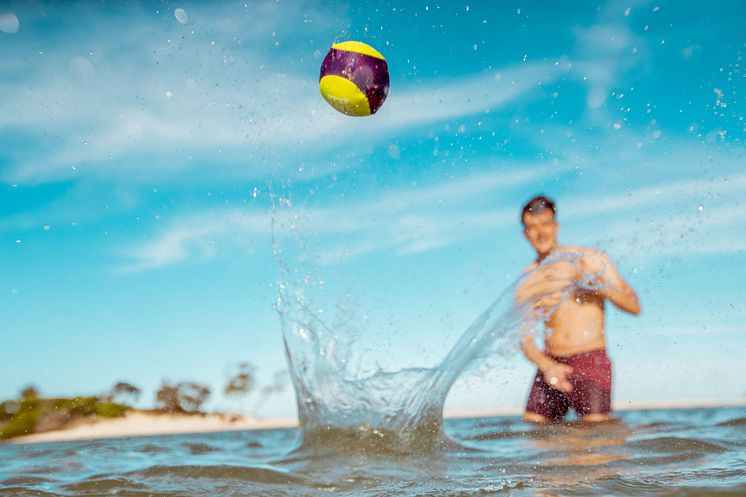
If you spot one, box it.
[0,12,20,34]
[174,8,188,24]
[387,144,401,159]
[624,8,631,16]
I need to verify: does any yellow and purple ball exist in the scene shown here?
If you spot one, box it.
[319,41,390,117]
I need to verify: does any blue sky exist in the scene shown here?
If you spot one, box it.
[2,0,745,418]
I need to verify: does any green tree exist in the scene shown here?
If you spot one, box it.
[176,382,211,413]
[224,362,255,399]
[155,381,211,414]
[109,381,141,406]
[155,383,182,413]
[20,385,39,400]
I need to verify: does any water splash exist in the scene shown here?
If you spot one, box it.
[271,199,592,453]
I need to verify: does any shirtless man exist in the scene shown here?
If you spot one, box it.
[516,195,640,422]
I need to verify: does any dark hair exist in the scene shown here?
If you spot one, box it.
[521,195,556,224]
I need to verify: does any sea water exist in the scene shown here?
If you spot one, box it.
[3,213,745,496]
[2,407,745,496]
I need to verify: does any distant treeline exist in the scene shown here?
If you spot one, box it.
[0,386,128,440]
[0,362,288,440]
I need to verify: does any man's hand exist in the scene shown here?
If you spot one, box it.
[579,249,641,315]
[516,257,581,313]
[540,362,574,393]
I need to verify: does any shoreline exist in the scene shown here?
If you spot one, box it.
[8,399,744,445]
[8,411,298,445]
[444,398,746,419]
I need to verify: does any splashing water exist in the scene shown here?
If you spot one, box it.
[271,201,595,454]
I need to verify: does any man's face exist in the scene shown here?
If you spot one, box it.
[522,209,559,256]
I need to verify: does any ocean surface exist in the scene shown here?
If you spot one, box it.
[2,406,745,497]
[5,239,743,496]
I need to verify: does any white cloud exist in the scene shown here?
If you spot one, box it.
[120,210,272,272]
[121,139,746,272]
[2,0,619,186]
[120,165,541,271]
[599,205,746,260]
[2,56,561,184]
[563,172,746,219]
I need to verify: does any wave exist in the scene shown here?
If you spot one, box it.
[127,464,309,484]
[627,436,728,454]
[716,417,746,427]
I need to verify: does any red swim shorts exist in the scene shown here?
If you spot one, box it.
[525,349,612,420]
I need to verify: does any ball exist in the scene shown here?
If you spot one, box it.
[319,41,389,117]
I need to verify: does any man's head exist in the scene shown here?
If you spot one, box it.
[521,195,558,257]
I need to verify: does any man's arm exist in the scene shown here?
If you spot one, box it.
[582,250,641,315]
[522,335,574,393]
[515,258,578,314]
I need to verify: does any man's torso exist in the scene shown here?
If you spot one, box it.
[525,246,607,357]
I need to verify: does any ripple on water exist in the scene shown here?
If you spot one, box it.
[128,464,310,485]
[465,428,533,442]
[0,475,57,487]
[636,421,690,432]
[0,487,57,497]
[182,442,219,454]
[656,483,746,497]
[716,417,746,427]
[137,443,171,453]
[61,475,151,494]
[627,436,728,454]
[595,474,670,495]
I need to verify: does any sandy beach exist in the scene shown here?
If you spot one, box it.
[8,399,744,445]
[9,411,298,444]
